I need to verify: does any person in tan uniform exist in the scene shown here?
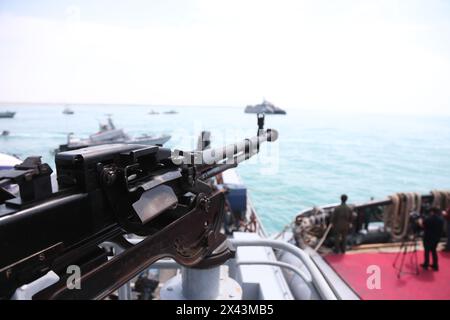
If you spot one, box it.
[331,194,353,253]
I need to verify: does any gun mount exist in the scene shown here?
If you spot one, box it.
[0,116,278,299]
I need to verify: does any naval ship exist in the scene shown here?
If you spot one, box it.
[55,115,171,152]
[245,100,286,115]
[0,111,16,118]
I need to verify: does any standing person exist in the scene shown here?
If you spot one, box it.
[331,194,353,254]
[444,206,450,252]
[420,207,444,271]
[134,271,159,300]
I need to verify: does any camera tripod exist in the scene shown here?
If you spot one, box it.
[392,233,420,279]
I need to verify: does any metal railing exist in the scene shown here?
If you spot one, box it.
[229,239,337,300]
[101,237,337,300]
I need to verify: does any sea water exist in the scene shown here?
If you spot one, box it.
[1,104,449,233]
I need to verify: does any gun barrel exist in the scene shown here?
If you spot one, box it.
[200,128,278,166]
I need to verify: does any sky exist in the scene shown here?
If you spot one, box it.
[0,0,450,114]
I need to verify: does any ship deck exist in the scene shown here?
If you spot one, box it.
[324,246,450,300]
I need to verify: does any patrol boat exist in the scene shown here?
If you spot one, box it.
[55,115,171,152]
[245,100,286,114]
[0,111,16,118]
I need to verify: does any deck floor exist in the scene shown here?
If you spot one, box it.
[324,249,450,300]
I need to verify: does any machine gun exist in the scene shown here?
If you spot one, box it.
[0,116,278,300]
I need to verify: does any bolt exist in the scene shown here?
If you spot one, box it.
[102,168,117,186]
[199,197,211,212]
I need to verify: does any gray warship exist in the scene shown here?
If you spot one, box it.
[56,115,171,152]
[245,100,286,114]
[0,111,16,118]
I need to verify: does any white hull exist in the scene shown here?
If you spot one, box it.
[67,134,171,149]
[133,134,171,145]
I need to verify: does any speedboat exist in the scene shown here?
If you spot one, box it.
[55,116,171,152]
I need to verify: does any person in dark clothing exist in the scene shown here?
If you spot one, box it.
[331,194,353,254]
[444,206,450,252]
[134,271,159,300]
[420,207,444,271]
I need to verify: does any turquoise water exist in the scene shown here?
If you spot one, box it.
[1,105,450,233]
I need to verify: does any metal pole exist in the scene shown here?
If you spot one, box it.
[101,241,131,300]
[181,266,221,300]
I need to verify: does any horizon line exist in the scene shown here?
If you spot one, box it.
[0,101,245,109]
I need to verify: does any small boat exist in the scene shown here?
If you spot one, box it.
[148,110,159,115]
[62,106,74,115]
[163,110,178,114]
[0,111,16,118]
[1,130,10,136]
[245,99,286,114]
[56,116,171,152]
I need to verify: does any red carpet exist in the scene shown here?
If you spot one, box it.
[324,250,450,300]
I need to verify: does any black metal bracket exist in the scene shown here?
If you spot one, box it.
[33,191,226,299]
[0,157,53,207]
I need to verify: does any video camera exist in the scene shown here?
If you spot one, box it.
[408,211,423,235]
